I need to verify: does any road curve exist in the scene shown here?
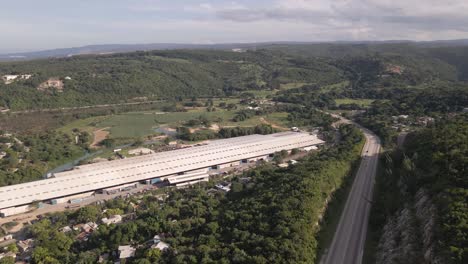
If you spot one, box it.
[320,117,381,264]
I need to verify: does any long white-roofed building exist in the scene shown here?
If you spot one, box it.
[0,132,324,215]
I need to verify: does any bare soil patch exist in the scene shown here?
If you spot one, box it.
[91,128,110,148]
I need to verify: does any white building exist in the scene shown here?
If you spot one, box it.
[2,74,32,84]
[215,183,231,192]
[0,132,324,215]
[152,241,170,251]
[128,147,154,155]
[0,234,13,241]
[118,245,136,259]
[152,235,170,251]
[102,214,122,225]
[17,239,34,253]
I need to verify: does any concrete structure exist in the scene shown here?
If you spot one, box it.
[0,132,324,215]
[102,215,122,225]
[215,183,231,192]
[82,222,98,233]
[152,235,170,251]
[37,78,64,92]
[2,74,32,84]
[118,245,136,259]
[152,241,170,251]
[17,239,34,253]
[0,205,30,217]
[128,147,154,155]
[0,235,13,242]
[303,146,318,152]
[50,192,94,205]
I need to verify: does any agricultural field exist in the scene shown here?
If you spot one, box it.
[59,108,290,141]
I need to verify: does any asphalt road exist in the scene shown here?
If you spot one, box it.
[320,121,381,264]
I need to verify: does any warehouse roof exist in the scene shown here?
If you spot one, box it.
[0,132,324,209]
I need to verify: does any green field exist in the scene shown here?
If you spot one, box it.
[334,98,375,107]
[280,82,310,89]
[60,108,290,139]
[320,81,350,93]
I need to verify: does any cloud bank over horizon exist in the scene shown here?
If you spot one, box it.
[1,0,467,53]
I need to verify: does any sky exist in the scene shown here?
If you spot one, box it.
[1,0,468,53]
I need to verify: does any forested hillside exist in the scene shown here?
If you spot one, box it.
[2,43,468,111]
[369,115,468,264]
[0,50,343,110]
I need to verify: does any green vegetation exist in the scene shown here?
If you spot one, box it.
[0,131,88,187]
[1,43,468,264]
[178,124,278,141]
[279,82,310,89]
[0,50,344,110]
[22,124,363,264]
[334,98,374,107]
[368,116,468,264]
[59,107,290,140]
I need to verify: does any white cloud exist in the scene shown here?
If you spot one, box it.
[1,0,468,52]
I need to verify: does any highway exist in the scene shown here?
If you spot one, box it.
[320,118,381,264]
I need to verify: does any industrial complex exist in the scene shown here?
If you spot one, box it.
[0,132,324,217]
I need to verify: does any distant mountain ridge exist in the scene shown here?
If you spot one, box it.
[1,39,468,61]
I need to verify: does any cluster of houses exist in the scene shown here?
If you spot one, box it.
[117,234,170,261]
[1,74,32,84]
[1,74,72,93]
[0,235,33,262]
[37,78,64,92]
[390,115,435,130]
[0,209,170,263]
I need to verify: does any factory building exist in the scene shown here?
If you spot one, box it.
[0,132,324,216]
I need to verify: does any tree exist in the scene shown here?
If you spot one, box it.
[7,243,18,253]
[76,251,99,264]
[32,247,59,264]
[5,151,19,169]
[100,139,116,148]
[76,206,100,223]
[0,257,15,264]
[291,148,300,155]
[145,248,162,262]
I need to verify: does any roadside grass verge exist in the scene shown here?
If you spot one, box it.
[315,157,363,261]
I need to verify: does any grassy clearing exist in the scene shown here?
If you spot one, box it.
[58,108,291,139]
[335,98,375,107]
[280,82,309,89]
[58,116,110,134]
[98,110,236,138]
[263,112,290,128]
[320,81,350,93]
